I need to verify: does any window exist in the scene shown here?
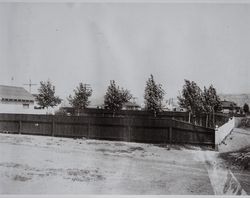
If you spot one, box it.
[23,104,29,109]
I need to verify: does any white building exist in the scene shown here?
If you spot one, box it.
[0,85,36,114]
[0,85,63,114]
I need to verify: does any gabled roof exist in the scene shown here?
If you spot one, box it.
[221,100,237,108]
[0,85,34,101]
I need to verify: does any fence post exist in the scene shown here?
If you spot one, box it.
[128,118,131,142]
[129,126,131,142]
[164,120,168,145]
[213,129,216,150]
[18,120,22,134]
[169,127,172,144]
[87,117,90,139]
[51,116,55,137]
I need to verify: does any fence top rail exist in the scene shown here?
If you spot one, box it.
[172,118,215,131]
[0,113,175,121]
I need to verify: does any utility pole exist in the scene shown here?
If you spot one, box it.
[23,79,37,93]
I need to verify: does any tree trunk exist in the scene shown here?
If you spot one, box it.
[206,114,208,128]
[213,108,215,128]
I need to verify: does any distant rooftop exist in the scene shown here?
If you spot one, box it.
[123,101,140,108]
[221,100,238,108]
[0,85,34,101]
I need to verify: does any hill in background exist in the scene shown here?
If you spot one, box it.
[219,94,250,107]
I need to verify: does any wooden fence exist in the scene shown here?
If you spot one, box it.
[0,113,215,147]
[59,108,230,128]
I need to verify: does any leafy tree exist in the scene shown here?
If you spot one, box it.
[202,85,222,113]
[68,83,93,115]
[177,80,203,122]
[144,74,165,112]
[104,80,132,111]
[243,103,249,114]
[202,85,222,127]
[36,80,62,111]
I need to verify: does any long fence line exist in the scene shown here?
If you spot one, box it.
[0,113,215,147]
[61,108,230,128]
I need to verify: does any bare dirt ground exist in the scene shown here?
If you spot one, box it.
[218,127,250,195]
[0,132,248,195]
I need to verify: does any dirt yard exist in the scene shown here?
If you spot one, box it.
[218,127,250,195]
[0,133,247,195]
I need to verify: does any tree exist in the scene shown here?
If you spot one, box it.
[177,80,203,123]
[202,85,222,113]
[202,85,222,127]
[36,80,62,112]
[68,83,93,115]
[243,103,249,114]
[104,80,132,111]
[144,74,165,113]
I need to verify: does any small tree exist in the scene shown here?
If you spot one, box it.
[36,80,62,112]
[202,85,222,127]
[144,74,165,113]
[68,83,93,115]
[202,85,221,112]
[104,80,132,111]
[178,80,203,123]
[243,103,249,114]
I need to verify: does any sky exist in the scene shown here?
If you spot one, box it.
[0,3,250,105]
